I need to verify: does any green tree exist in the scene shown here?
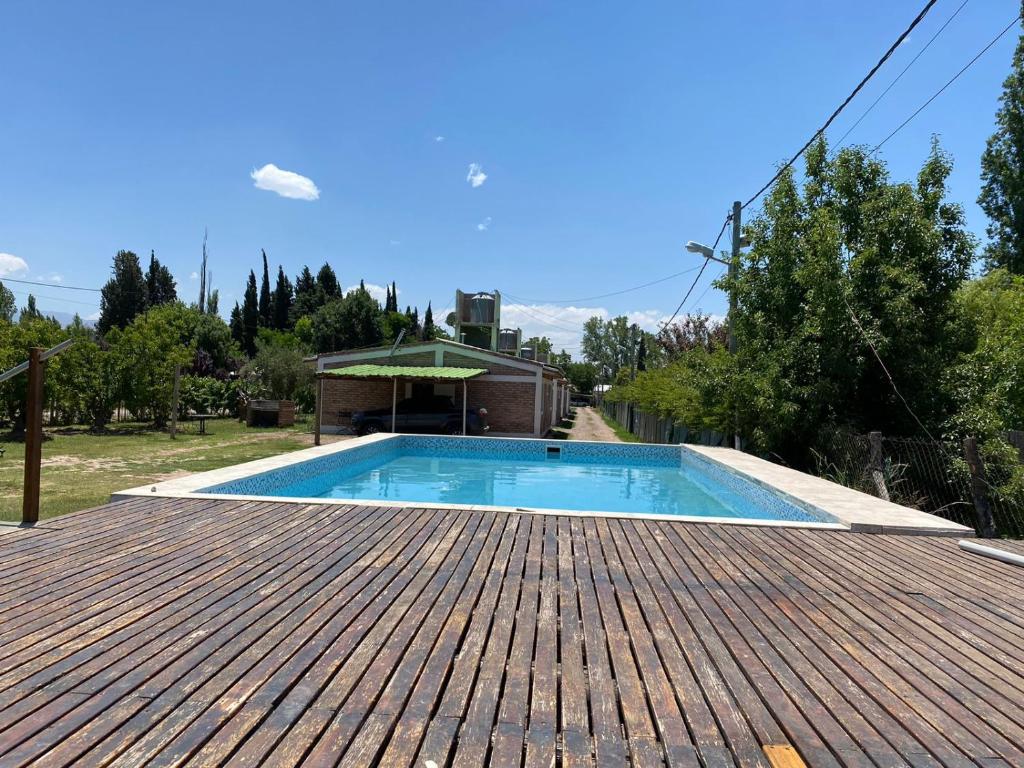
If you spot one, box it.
[979,12,1024,274]
[240,337,313,402]
[241,271,259,356]
[945,269,1024,438]
[0,316,63,433]
[258,250,273,327]
[108,304,196,427]
[229,302,244,347]
[311,290,383,353]
[0,280,15,323]
[145,250,177,307]
[316,263,341,303]
[18,295,43,324]
[728,138,974,457]
[273,266,294,330]
[564,361,598,394]
[292,266,319,322]
[98,250,148,334]
[421,302,435,340]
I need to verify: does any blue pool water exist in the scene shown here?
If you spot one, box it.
[202,436,832,523]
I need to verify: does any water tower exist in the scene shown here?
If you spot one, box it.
[453,290,501,351]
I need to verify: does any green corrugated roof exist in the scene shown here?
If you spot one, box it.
[321,364,488,380]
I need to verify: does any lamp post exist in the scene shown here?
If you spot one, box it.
[686,201,749,449]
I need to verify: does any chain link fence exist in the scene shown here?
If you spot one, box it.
[602,400,1024,538]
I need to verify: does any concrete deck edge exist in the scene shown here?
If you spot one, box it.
[684,445,974,537]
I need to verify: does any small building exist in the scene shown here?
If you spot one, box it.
[314,339,570,437]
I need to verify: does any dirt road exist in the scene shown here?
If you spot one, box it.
[566,406,621,442]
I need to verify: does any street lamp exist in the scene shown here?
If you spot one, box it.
[685,201,748,449]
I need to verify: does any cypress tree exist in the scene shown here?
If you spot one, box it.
[422,302,435,340]
[242,270,259,356]
[316,263,341,301]
[98,250,148,335]
[273,266,294,330]
[292,265,318,321]
[145,250,177,307]
[229,302,244,346]
[258,249,273,326]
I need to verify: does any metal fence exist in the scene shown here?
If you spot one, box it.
[601,401,731,447]
[812,429,1024,538]
[602,400,1024,538]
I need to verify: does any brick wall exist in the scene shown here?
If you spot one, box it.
[540,378,553,435]
[462,380,537,434]
[321,379,394,428]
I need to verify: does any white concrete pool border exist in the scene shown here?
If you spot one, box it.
[111,433,972,535]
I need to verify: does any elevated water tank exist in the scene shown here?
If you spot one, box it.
[468,293,496,324]
[498,328,520,353]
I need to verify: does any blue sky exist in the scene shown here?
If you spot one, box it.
[0,1,1019,353]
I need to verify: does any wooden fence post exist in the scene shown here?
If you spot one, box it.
[169,364,181,440]
[963,437,996,538]
[22,348,44,525]
[868,431,890,502]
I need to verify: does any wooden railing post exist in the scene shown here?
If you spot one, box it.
[964,437,996,538]
[868,431,890,502]
[22,347,45,524]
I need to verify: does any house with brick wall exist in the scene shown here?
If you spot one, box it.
[314,339,570,437]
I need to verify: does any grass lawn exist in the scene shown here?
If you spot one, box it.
[598,410,639,442]
[0,417,331,521]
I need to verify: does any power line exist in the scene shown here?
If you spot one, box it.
[504,265,702,305]
[872,14,1021,154]
[657,258,710,334]
[832,0,971,152]
[740,0,939,212]
[0,276,102,292]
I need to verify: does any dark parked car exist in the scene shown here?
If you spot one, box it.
[351,396,489,436]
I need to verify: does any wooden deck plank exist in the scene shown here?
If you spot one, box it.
[2,500,1024,767]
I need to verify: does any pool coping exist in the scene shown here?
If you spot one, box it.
[111,434,973,535]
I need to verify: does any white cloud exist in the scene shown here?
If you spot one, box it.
[190,271,200,281]
[0,253,28,277]
[496,303,710,356]
[345,282,396,304]
[435,136,445,142]
[389,240,401,246]
[250,163,320,201]
[40,272,62,283]
[477,216,492,232]
[466,163,487,188]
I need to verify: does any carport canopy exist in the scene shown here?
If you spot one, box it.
[317,364,488,435]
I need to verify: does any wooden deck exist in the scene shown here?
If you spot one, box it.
[1,499,1023,767]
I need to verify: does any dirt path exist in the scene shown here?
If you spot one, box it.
[567,406,621,442]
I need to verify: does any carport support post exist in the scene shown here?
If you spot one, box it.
[22,347,44,524]
[462,379,468,436]
[391,378,398,432]
[314,376,322,446]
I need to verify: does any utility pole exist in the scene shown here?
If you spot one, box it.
[730,200,741,450]
[686,201,746,450]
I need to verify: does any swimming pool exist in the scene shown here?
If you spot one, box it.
[197,435,837,525]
